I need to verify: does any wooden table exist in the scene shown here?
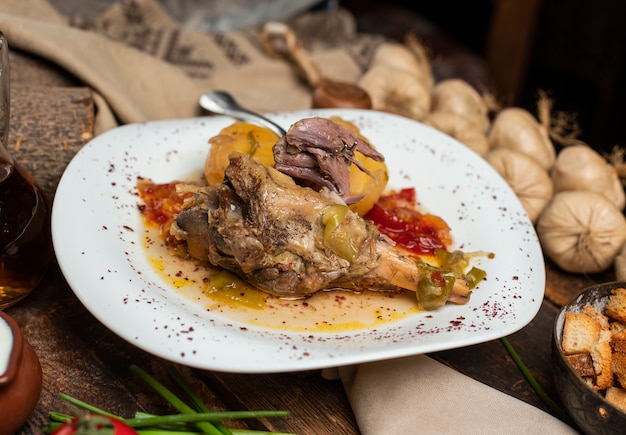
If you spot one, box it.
[6,48,612,435]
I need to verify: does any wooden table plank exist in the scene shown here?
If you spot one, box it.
[202,370,359,434]
[544,259,616,307]
[10,49,82,88]
[8,84,94,200]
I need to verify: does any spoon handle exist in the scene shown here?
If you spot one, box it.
[199,91,286,137]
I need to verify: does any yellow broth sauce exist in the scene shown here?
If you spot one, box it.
[143,226,421,332]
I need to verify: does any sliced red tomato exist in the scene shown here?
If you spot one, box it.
[51,414,138,435]
[136,178,194,246]
[365,187,452,256]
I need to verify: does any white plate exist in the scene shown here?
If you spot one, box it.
[52,109,545,373]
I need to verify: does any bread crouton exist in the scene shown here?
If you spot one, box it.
[610,321,626,335]
[564,353,595,377]
[582,305,610,330]
[605,387,626,413]
[606,288,626,324]
[613,352,626,389]
[591,340,613,391]
[562,312,601,354]
[561,290,626,398]
[613,328,626,354]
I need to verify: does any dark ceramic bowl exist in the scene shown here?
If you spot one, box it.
[552,281,626,435]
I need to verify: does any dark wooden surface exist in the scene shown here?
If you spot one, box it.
[5,48,612,435]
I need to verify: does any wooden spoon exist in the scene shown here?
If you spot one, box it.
[261,21,372,110]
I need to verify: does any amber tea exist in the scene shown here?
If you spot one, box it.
[0,161,52,309]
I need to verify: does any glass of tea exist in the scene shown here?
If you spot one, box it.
[0,32,53,309]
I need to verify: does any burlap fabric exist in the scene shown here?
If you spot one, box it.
[0,0,383,133]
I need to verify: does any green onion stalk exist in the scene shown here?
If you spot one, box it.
[43,364,296,435]
[500,337,575,427]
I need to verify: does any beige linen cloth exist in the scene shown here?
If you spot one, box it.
[0,1,578,433]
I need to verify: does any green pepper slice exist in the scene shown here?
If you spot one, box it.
[416,261,458,311]
[322,204,359,262]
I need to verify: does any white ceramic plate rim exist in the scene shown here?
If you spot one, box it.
[52,109,545,373]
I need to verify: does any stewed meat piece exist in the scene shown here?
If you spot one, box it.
[172,152,420,298]
[273,117,384,204]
